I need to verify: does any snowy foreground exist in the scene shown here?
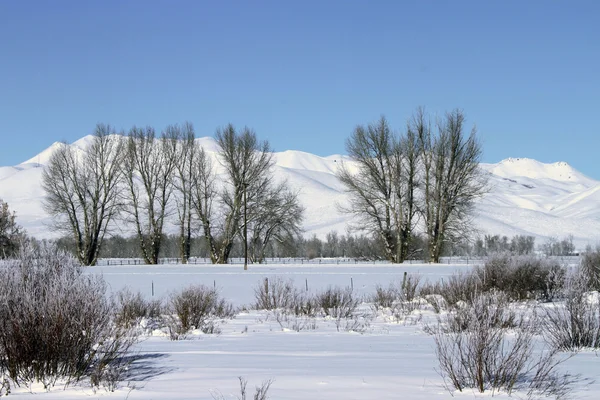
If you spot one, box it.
[9,263,600,399]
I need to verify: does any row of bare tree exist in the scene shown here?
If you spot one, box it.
[337,108,487,263]
[42,108,485,266]
[42,124,304,266]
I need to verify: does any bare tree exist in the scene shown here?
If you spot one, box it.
[247,182,304,263]
[0,198,25,258]
[190,143,218,261]
[337,116,419,263]
[166,122,196,264]
[203,125,274,264]
[41,125,124,266]
[417,109,487,263]
[396,119,420,260]
[123,126,177,264]
[191,124,302,264]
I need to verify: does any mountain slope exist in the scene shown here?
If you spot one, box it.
[1,138,599,248]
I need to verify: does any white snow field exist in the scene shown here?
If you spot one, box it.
[1,136,600,247]
[7,263,600,399]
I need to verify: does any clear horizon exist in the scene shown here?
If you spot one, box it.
[1,1,599,178]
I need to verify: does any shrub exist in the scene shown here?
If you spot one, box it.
[288,290,319,317]
[581,247,600,291]
[401,273,421,302]
[167,285,234,337]
[115,288,162,328]
[430,292,569,396]
[0,243,135,390]
[439,291,521,334]
[316,286,359,319]
[371,274,421,310]
[371,284,397,309]
[254,277,296,310]
[272,311,318,332]
[420,272,481,308]
[544,272,600,351]
[211,376,273,400]
[475,254,566,301]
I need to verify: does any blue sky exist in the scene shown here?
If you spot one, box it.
[1,1,599,177]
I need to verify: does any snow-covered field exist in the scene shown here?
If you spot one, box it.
[8,263,600,399]
[91,263,473,306]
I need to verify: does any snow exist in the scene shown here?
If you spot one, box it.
[92,263,472,305]
[19,141,66,165]
[2,136,600,248]
[5,263,600,399]
[481,157,596,187]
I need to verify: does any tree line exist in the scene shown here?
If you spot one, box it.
[41,123,303,266]
[0,197,578,263]
[338,108,487,263]
[28,107,488,265]
[54,231,577,261]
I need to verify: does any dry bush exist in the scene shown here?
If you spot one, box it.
[437,291,521,334]
[371,274,421,311]
[429,292,570,397]
[581,247,600,291]
[253,277,296,310]
[288,290,319,317]
[544,272,600,351]
[316,286,359,319]
[115,288,162,328]
[211,376,273,400]
[371,284,397,309]
[0,243,135,390]
[339,311,375,333]
[475,254,566,302]
[401,273,421,302]
[420,272,481,309]
[166,285,235,338]
[423,294,447,314]
[272,310,318,332]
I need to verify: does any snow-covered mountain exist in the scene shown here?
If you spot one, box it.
[1,136,600,249]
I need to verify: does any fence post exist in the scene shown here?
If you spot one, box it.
[351,277,354,291]
[151,280,154,297]
[305,278,308,292]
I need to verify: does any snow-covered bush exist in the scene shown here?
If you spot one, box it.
[430,292,569,396]
[371,274,421,310]
[115,288,163,329]
[287,290,319,317]
[0,243,135,390]
[253,277,297,310]
[371,284,397,309]
[420,272,481,309]
[167,284,235,338]
[475,254,566,301]
[581,247,600,291]
[544,272,600,351]
[436,291,521,334]
[317,286,359,319]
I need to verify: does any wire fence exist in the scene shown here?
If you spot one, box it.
[94,255,583,267]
